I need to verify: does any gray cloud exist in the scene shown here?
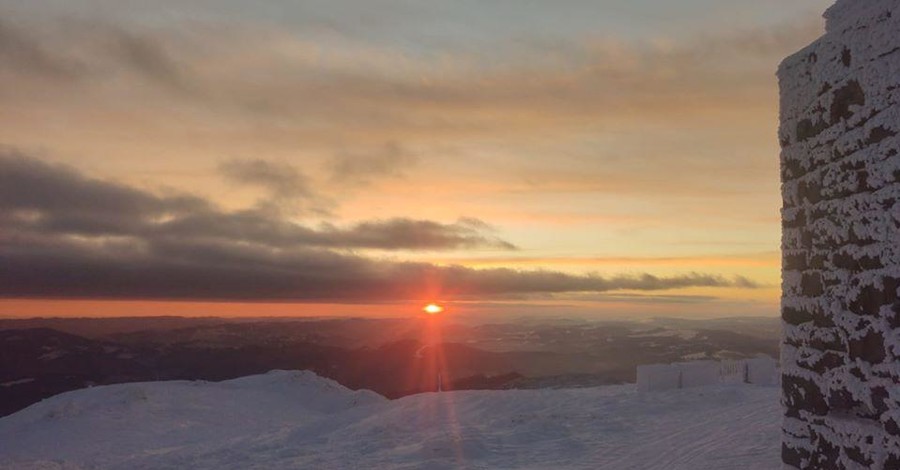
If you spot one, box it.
[320,217,517,251]
[218,159,312,198]
[0,147,208,218]
[0,12,823,122]
[0,15,204,99]
[0,237,758,302]
[0,20,78,79]
[0,150,512,251]
[330,142,419,185]
[0,151,759,302]
[217,158,328,215]
[578,293,721,305]
[100,26,192,94]
[0,15,820,212]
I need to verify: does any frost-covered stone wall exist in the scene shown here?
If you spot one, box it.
[778,1,900,468]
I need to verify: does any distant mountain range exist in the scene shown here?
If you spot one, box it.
[0,316,779,417]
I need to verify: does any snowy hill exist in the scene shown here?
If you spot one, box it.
[0,370,781,469]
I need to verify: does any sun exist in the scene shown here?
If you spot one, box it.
[423,303,444,315]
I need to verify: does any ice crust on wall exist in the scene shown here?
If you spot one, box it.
[778,0,900,468]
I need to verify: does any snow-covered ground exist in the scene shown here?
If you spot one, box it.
[0,370,781,469]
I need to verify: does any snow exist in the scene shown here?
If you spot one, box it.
[0,370,782,469]
[0,378,35,387]
[629,329,698,340]
[37,349,67,361]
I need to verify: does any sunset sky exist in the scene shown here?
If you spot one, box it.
[0,0,833,319]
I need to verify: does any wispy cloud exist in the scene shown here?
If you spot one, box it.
[217,158,329,215]
[0,19,82,80]
[330,142,419,185]
[426,253,780,268]
[0,11,822,216]
[0,12,824,126]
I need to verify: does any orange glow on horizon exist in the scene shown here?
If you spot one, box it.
[423,303,444,315]
[0,299,412,318]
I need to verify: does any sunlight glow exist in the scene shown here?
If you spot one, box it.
[423,303,444,315]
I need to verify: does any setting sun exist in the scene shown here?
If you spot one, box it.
[423,303,444,314]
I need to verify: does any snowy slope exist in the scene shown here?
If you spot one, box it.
[0,371,781,469]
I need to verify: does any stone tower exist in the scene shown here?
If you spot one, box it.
[778,0,900,468]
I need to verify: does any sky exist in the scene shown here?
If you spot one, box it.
[0,0,834,319]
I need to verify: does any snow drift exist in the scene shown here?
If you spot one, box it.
[0,370,781,469]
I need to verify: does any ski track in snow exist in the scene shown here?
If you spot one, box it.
[0,370,782,469]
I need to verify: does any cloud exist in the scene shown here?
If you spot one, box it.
[426,253,780,268]
[0,17,190,90]
[0,19,81,80]
[0,147,209,220]
[0,6,816,302]
[0,151,760,302]
[0,12,823,198]
[330,142,419,185]
[0,12,823,216]
[0,238,758,302]
[218,158,313,198]
[217,158,329,215]
[0,150,512,252]
[100,26,192,94]
[570,293,722,305]
[321,217,517,251]
[0,12,823,125]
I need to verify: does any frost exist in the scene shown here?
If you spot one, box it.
[779,0,900,467]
